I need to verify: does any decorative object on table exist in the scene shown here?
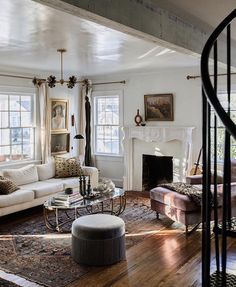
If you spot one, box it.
[51,133,70,155]
[65,187,73,195]
[141,122,146,126]
[94,177,115,193]
[144,93,174,121]
[50,99,69,132]
[134,109,143,126]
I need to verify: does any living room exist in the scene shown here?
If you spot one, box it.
[0,1,236,286]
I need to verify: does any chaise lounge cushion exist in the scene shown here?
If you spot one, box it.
[0,189,34,208]
[150,187,200,212]
[19,181,64,198]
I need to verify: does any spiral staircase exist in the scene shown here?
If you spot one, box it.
[201,9,236,287]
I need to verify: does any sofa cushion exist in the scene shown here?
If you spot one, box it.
[20,181,64,199]
[55,157,83,178]
[44,177,80,189]
[0,189,35,208]
[150,187,200,212]
[0,176,19,195]
[36,161,55,181]
[3,165,39,186]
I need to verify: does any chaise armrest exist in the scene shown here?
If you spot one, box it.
[81,166,99,189]
[186,175,203,185]
[186,174,223,185]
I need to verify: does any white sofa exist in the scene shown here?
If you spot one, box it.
[0,162,99,217]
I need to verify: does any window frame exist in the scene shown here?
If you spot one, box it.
[92,90,123,157]
[0,89,36,164]
[210,90,236,162]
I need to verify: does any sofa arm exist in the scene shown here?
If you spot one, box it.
[81,166,99,189]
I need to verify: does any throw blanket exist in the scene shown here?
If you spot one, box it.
[158,182,203,207]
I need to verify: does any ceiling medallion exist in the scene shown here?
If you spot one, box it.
[32,49,78,89]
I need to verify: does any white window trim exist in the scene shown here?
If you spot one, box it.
[0,87,36,165]
[92,89,124,157]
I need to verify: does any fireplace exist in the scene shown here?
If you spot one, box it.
[142,155,173,191]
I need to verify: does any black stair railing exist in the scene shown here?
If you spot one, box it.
[201,9,236,287]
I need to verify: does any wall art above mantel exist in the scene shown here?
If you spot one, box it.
[144,93,173,121]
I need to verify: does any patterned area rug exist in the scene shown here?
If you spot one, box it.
[0,196,171,287]
[0,278,20,287]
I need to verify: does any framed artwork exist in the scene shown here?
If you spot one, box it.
[51,133,70,155]
[50,99,69,133]
[144,94,174,121]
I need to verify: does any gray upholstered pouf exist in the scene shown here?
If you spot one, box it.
[71,214,126,266]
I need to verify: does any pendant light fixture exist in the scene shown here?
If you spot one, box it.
[32,48,78,89]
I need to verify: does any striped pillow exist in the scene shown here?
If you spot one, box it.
[0,176,19,195]
[55,157,83,178]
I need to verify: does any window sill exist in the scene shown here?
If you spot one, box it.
[94,153,123,158]
[0,159,41,169]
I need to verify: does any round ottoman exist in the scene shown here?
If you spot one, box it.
[71,214,126,266]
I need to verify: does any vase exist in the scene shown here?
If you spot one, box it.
[134,109,142,126]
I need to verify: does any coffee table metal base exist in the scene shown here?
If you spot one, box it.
[44,191,126,232]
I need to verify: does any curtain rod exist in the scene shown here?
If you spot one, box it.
[187,72,236,80]
[0,73,125,86]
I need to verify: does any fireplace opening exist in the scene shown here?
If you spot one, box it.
[142,155,173,191]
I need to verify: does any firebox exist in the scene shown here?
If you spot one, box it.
[142,155,173,191]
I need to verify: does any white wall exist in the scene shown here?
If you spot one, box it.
[91,66,203,189]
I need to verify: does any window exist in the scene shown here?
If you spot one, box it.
[210,92,236,161]
[93,91,123,155]
[0,93,35,163]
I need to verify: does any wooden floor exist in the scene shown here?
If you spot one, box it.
[1,192,236,287]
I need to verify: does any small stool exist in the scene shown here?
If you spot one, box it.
[71,214,126,266]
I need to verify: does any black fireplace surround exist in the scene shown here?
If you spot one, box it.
[142,155,173,191]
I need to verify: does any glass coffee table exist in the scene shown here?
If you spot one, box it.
[43,188,126,232]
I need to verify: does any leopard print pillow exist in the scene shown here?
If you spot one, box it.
[0,176,19,195]
[55,157,83,178]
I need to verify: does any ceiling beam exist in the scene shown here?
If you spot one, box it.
[33,0,236,67]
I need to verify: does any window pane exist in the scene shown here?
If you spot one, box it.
[111,126,119,139]
[111,140,119,154]
[0,129,10,145]
[10,112,20,127]
[0,95,8,110]
[0,146,10,162]
[11,128,22,144]
[21,112,32,127]
[23,144,34,159]
[21,96,31,112]
[0,112,9,128]
[10,95,20,110]
[11,145,22,160]
[23,128,34,144]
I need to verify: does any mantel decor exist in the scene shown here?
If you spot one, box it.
[144,93,173,121]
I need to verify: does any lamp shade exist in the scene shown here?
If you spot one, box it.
[74,134,84,140]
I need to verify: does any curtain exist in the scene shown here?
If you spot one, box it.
[79,79,93,166]
[38,83,51,163]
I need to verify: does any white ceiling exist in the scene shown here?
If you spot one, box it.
[0,0,235,78]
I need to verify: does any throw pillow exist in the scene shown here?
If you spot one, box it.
[0,176,19,195]
[2,165,39,186]
[36,160,56,181]
[55,157,83,178]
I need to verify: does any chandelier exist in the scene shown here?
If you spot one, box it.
[32,49,79,89]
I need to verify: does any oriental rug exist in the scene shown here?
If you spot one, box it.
[0,195,172,287]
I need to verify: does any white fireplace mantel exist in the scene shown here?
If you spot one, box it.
[122,126,195,190]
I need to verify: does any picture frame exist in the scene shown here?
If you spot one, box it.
[50,99,69,133]
[144,94,174,121]
[51,133,70,155]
